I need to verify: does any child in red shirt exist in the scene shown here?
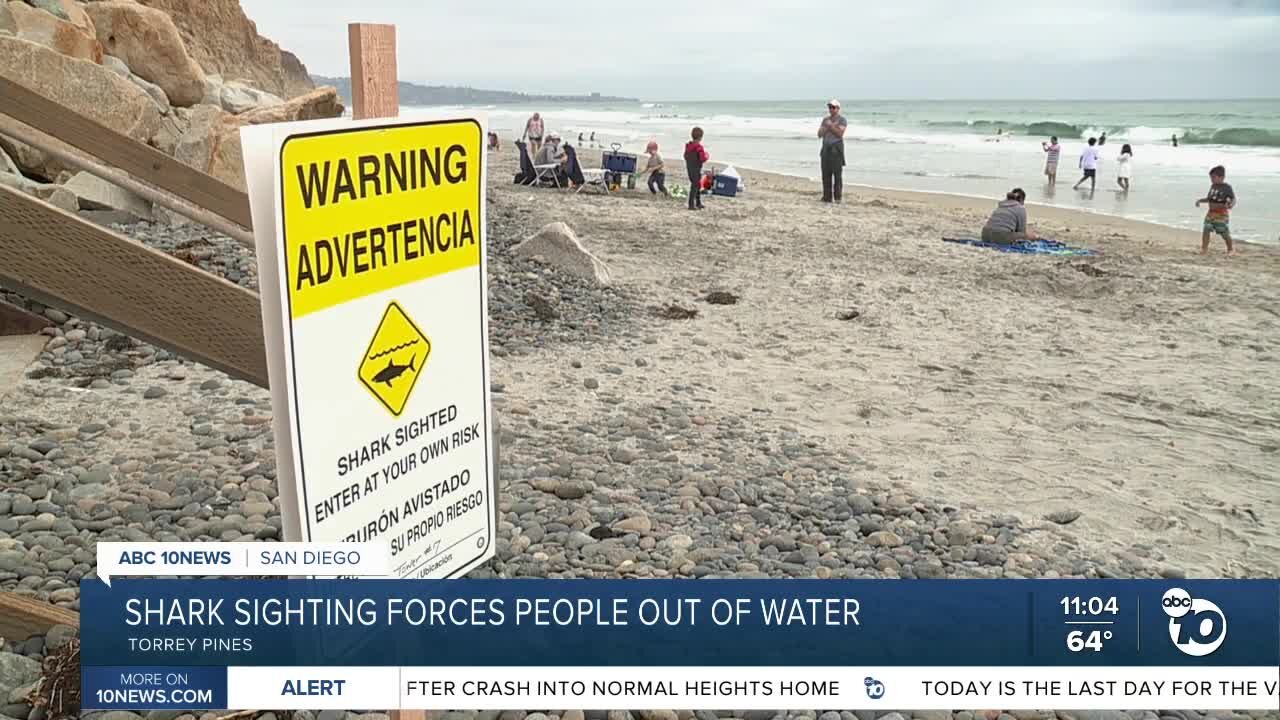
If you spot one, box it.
[683,126,709,210]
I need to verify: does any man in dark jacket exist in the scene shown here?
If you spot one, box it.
[818,99,848,203]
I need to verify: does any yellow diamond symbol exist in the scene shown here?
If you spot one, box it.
[358,301,431,417]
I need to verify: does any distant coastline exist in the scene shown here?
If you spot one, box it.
[312,75,638,106]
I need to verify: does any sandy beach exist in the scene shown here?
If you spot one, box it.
[489,148,1280,578]
[1,124,1276,720]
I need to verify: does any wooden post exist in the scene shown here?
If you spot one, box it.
[348,23,427,720]
[348,24,400,121]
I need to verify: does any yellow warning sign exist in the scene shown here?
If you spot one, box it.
[358,301,431,416]
[279,119,483,319]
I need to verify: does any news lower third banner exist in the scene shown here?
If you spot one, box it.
[80,579,1279,710]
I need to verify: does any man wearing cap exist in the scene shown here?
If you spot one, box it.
[818,100,848,203]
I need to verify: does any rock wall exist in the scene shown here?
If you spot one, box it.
[137,0,315,99]
[0,0,339,212]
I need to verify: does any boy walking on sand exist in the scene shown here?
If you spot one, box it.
[1196,165,1237,255]
[684,127,709,211]
[643,140,668,196]
[1073,137,1100,191]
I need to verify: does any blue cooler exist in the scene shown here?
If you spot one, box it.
[712,175,740,197]
[601,143,638,174]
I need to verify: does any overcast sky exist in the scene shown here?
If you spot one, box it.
[241,0,1280,100]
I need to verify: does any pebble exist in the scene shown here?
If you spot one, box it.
[866,530,903,548]
[555,483,589,500]
[614,515,653,535]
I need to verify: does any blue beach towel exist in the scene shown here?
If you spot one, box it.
[942,237,1098,256]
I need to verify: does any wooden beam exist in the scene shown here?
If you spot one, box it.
[347,24,399,120]
[0,74,252,230]
[0,591,79,641]
[0,184,268,387]
[0,115,255,248]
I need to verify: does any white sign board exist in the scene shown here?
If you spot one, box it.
[241,114,495,578]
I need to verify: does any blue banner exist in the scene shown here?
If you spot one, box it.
[80,579,1278,667]
[82,666,226,710]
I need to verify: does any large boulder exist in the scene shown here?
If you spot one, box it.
[102,53,171,113]
[172,88,343,192]
[240,86,342,125]
[172,104,243,191]
[83,1,205,106]
[202,74,282,114]
[149,107,191,155]
[128,71,170,113]
[3,0,102,62]
[0,35,163,180]
[0,166,78,213]
[63,170,152,220]
[513,222,613,285]
[137,0,314,99]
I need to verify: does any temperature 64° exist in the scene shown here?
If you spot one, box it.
[1067,629,1112,652]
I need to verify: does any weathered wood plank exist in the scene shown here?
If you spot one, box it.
[0,74,252,230]
[0,591,79,640]
[347,24,400,121]
[0,184,268,386]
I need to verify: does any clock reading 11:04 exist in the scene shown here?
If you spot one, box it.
[1060,596,1119,615]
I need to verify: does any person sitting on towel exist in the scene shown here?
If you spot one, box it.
[981,188,1039,245]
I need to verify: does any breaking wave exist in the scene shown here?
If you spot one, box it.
[1179,127,1280,148]
[923,120,1279,147]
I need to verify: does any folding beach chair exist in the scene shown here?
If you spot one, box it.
[513,140,537,185]
[563,144,587,189]
[532,162,562,188]
[577,167,609,194]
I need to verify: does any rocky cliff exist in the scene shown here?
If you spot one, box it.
[138,0,314,99]
[0,0,340,216]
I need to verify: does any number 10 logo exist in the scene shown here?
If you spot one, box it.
[1161,587,1227,657]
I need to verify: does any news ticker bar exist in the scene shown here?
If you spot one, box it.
[83,666,1279,711]
[80,579,1279,667]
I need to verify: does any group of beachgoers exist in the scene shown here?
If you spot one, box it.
[1039,133,1134,193]
[986,135,1238,254]
[511,107,1238,254]
[516,111,712,209]
[826,105,1237,255]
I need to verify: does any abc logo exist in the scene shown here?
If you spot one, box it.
[864,677,885,700]
[1162,588,1226,657]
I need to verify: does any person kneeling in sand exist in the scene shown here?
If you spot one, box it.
[981,188,1038,245]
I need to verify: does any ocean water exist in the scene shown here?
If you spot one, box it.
[430,99,1280,244]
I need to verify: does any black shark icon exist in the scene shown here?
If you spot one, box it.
[372,355,415,386]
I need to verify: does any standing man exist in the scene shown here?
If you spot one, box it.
[818,99,848,203]
[523,112,545,158]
